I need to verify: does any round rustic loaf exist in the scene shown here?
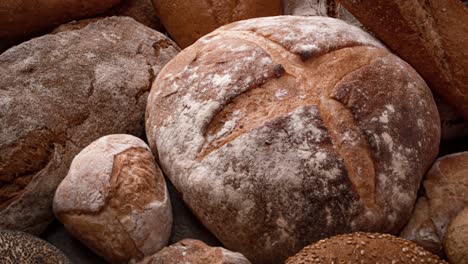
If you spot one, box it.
[145,16,441,263]
[0,16,179,235]
[151,0,283,48]
[53,134,172,263]
[285,232,446,263]
[0,230,71,263]
[0,0,122,39]
[445,207,468,264]
[137,239,251,264]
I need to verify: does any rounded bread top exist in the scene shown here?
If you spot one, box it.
[145,15,441,263]
[285,232,446,263]
[54,134,159,214]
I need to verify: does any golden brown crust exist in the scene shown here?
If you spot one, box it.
[54,135,172,263]
[0,17,178,234]
[286,232,447,263]
[151,0,283,48]
[145,16,440,264]
[337,0,468,119]
[137,239,251,264]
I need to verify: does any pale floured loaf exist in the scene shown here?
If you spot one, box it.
[145,16,441,263]
[53,134,172,263]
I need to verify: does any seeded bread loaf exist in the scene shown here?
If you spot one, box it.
[286,232,446,263]
[145,16,440,263]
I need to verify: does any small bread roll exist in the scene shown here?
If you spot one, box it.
[53,134,172,263]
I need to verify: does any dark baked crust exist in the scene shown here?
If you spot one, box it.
[145,16,440,263]
[0,17,179,234]
[152,0,283,48]
[0,0,122,38]
[337,0,468,119]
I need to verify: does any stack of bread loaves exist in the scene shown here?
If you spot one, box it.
[2,0,467,263]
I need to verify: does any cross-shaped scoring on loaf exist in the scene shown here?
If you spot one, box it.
[145,16,440,263]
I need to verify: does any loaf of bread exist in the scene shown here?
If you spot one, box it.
[285,232,446,263]
[0,0,121,39]
[399,197,444,256]
[104,0,163,31]
[145,16,440,263]
[0,17,179,234]
[445,207,468,264]
[337,0,468,119]
[151,0,283,48]
[0,230,71,264]
[400,152,468,256]
[137,239,251,264]
[53,134,172,263]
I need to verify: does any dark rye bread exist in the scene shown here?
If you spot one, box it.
[337,0,468,120]
[145,16,440,263]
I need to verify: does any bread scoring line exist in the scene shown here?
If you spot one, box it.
[196,29,376,160]
[194,29,384,213]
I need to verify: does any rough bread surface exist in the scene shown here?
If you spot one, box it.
[0,16,179,235]
[400,152,468,256]
[445,207,468,264]
[338,0,468,120]
[0,230,71,264]
[53,134,172,263]
[137,239,251,264]
[145,16,441,263]
[285,232,446,263]
[152,0,283,48]
[399,197,444,256]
